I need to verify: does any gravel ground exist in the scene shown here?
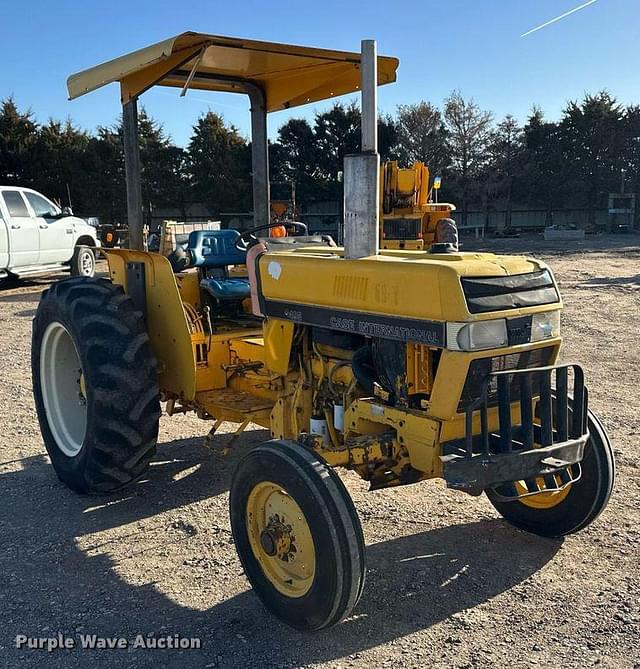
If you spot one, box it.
[0,234,638,669]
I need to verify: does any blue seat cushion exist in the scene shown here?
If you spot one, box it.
[200,277,251,300]
[188,229,246,268]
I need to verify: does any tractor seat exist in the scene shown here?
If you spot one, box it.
[187,229,250,301]
[188,229,246,267]
[200,277,250,300]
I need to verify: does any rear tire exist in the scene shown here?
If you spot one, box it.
[230,440,365,630]
[32,277,160,493]
[486,408,615,537]
[70,245,95,277]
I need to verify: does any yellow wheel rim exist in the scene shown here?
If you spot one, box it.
[246,481,316,598]
[515,475,572,509]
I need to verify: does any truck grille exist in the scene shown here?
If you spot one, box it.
[461,270,559,313]
[383,218,421,240]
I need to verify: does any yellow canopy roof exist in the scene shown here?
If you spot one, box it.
[67,32,399,111]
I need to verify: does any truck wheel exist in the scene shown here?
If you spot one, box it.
[230,440,366,630]
[486,408,615,537]
[70,245,95,277]
[101,228,119,248]
[32,277,160,493]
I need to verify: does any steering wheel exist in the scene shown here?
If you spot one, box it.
[235,221,309,251]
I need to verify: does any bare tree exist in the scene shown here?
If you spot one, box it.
[444,91,493,224]
[395,102,449,175]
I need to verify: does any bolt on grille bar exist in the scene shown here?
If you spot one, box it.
[464,363,587,458]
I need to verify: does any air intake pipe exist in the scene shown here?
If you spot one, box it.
[344,40,380,260]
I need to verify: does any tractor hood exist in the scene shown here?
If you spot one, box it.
[256,248,561,347]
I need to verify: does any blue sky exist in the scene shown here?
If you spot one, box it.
[1,0,637,146]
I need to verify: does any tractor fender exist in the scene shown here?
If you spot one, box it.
[102,248,196,400]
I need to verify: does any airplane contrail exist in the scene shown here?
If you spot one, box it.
[521,0,598,37]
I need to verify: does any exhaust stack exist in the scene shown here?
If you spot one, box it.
[343,40,380,259]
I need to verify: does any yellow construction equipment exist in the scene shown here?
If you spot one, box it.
[269,182,296,224]
[380,160,456,250]
[32,32,614,632]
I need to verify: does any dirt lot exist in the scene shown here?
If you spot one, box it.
[0,234,638,669]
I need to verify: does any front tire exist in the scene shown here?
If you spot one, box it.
[230,440,366,630]
[32,277,160,493]
[486,408,615,537]
[70,245,95,277]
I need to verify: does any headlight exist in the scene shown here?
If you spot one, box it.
[447,319,508,351]
[531,310,561,341]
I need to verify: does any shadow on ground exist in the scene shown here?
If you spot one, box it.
[579,273,640,288]
[0,286,41,317]
[0,286,44,301]
[0,433,562,668]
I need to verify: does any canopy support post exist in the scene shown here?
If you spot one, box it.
[122,97,145,251]
[246,84,270,229]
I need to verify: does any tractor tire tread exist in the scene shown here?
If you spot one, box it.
[32,277,160,494]
[230,439,365,631]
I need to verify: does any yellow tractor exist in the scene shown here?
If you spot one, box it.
[32,33,614,631]
[380,160,456,250]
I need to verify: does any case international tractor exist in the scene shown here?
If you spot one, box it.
[31,33,614,631]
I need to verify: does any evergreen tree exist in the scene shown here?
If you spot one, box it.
[187,112,250,214]
[487,115,525,229]
[0,98,38,185]
[560,92,627,223]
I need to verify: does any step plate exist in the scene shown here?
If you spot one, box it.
[195,388,274,422]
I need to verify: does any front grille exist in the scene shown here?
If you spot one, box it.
[462,270,559,313]
[440,363,588,495]
[465,363,587,455]
[458,346,554,413]
[383,218,421,240]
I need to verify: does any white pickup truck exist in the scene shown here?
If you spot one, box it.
[0,186,99,280]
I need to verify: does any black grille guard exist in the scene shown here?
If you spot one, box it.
[441,363,588,496]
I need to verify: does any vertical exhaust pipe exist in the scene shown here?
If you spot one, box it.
[360,39,378,155]
[344,40,380,259]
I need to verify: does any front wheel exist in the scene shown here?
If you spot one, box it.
[486,408,615,537]
[230,440,366,630]
[70,245,95,277]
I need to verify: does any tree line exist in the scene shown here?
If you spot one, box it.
[1,90,639,227]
